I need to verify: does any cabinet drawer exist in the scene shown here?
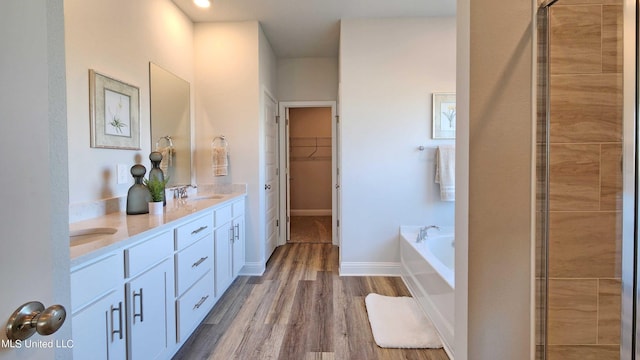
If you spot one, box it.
[70,253,123,312]
[215,205,232,227]
[232,199,245,217]
[176,271,214,343]
[125,231,173,278]
[175,235,213,297]
[175,212,213,250]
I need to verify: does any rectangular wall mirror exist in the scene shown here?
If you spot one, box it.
[149,62,192,187]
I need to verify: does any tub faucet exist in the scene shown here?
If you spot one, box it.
[416,225,440,243]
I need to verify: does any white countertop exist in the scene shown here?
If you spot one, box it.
[69,192,246,265]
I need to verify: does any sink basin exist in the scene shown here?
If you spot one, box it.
[69,227,117,246]
[190,194,225,201]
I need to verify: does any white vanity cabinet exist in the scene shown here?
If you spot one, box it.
[231,199,245,278]
[214,198,246,296]
[70,194,247,360]
[124,231,174,360]
[70,254,126,360]
[174,212,215,342]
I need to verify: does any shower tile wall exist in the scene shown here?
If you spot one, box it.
[547,1,622,359]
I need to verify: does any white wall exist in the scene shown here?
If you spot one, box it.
[455,0,470,358]
[277,57,338,101]
[65,0,194,205]
[462,0,534,358]
[339,17,456,269]
[195,21,272,273]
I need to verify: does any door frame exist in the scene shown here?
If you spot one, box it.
[277,101,340,247]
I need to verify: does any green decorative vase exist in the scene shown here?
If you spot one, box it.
[149,151,166,206]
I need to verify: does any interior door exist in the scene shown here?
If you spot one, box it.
[0,2,71,359]
[264,92,279,260]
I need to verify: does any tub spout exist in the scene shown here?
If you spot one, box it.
[416,225,440,242]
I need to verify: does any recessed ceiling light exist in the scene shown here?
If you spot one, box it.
[194,0,210,8]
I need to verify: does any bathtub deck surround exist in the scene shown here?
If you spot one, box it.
[400,226,455,358]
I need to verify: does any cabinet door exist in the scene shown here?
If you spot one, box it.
[72,289,126,360]
[232,216,245,278]
[214,222,233,296]
[127,258,171,360]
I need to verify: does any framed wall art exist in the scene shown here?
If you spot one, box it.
[89,69,141,149]
[432,92,456,139]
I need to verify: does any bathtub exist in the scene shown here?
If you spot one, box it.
[399,226,454,358]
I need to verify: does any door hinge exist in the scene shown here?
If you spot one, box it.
[287,216,290,223]
[337,167,340,176]
[276,219,279,227]
[276,115,280,124]
[286,118,289,125]
[336,115,340,123]
[276,168,279,176]
[337,219,340,227]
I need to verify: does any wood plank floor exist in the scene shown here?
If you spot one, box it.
[289,216,332,243]
[173,243,449,360]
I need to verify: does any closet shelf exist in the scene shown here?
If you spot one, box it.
[289,136,331,161]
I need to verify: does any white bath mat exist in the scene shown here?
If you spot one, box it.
[365,293,443,349]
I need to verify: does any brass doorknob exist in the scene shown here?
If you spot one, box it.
[5,301,66,341]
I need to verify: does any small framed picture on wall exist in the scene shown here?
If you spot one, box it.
[89,69,141,150]
[432,92,456,139]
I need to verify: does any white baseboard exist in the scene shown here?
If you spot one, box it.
[238,262,265,276]
[290,209,332,216]
[339,262,401,276]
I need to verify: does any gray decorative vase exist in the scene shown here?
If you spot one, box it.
[126,164,151,215]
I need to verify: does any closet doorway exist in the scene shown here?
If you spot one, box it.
[278,101,339,246]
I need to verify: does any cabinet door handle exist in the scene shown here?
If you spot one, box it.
[191,226,208,235]
[110,302,123,341]
[132,288,143,323]
[234,223,239,241]
[229,227,234,242]
[192,256,208,268]
[193,295,210,310]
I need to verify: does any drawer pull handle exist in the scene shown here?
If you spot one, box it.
[193,295,209,310]
[192,256,208,268]
[191,226,208,235]
[132,288,143,323]
[110,302,123,341]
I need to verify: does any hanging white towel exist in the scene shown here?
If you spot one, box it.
[435,145,455,201]
[212,145,228,176]
[158,146,173,174]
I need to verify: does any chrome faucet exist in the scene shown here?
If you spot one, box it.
[416,225,440,243]
[173,186,189,199]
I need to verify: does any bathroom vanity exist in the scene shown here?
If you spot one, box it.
[68,193,246,360]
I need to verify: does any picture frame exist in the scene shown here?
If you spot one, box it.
[432,92,456,139]
[89,69,141,149]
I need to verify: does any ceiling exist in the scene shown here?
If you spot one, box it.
[171,0,456,58]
